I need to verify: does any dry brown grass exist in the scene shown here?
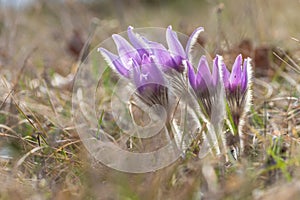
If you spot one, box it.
[0,0,300,199]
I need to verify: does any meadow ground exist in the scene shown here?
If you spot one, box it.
[0,0,300,199]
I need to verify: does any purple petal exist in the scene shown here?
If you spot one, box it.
[143,38,177,71]
[185,27,204,60]
[221,59,230,89]
[143,55,165,84]
[241,58,250,92]
[112,34,141,66]
[184,60,197,90]
[127,26,149,56]
[132,56,165,94]
[212,56,220,87]
[196,55,211,89]
[229,54,242,91]
[166,25,185,62]
[98,47,130,78]
[155,49,177,70]
[142,37,168,54]
[141,53,151,65]
[171,55,184,68]
[131,58,142,89]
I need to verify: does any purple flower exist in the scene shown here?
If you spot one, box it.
[185,55,222,118]
[187,55,219,93]
[130,54,168,107]
[98,25,204,106]
[222,54,250,93]
[221,54,252,130]
[98,26,183,108]
[185,55,227,158]
[99,26,184,77]
[99,25,205,75]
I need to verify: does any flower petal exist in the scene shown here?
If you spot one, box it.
[229,54,242,91]
[127,26,149,56]
[143,38,177,71]
[131,58,142,89]
[212,55,220,87]
[184,60,197,90]
[221,59,230,89]
[143,54,165,84]
[142,37,168,53]
[185,27,204,60]
[141,53,151,65]
[112,34,141,66]
[98,47,130,78]
[166,25,185,62]
[132,55,165,94]
[241,58,251,92]
[196,55,211,89]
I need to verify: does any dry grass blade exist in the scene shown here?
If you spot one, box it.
[253,78,273,99]
[0,132,20,139]
[1,1,300,199]
[0,124,18,135]
[273,50,300,74]
[13,146,45,172]
[291,37,300,43]
[54,139,81,154]
[0,83,13,110]
[10,94,49,140]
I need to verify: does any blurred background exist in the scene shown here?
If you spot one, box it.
[1,0,299,77]
[1,0,300,199]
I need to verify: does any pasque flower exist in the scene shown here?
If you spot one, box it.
[185,55,222,118]
[221,54,252,130]
[184,55,227,157]
[99,26,190,78]
[98,26,174,107]
[98,25,204,106]
[98,25,205,155]
[186,53,252,158]
[98,25,252,158]
[221,54,252,156]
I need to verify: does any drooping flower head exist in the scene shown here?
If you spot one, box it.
[221,54,252,133]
